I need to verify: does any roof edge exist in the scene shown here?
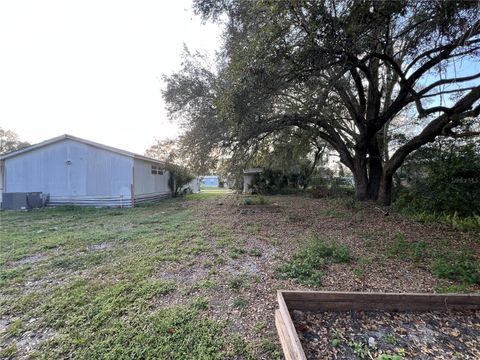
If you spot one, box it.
[0,134,165,166]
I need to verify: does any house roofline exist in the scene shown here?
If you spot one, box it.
[0,134,166,166]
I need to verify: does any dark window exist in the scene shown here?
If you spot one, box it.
[151,165,164,175]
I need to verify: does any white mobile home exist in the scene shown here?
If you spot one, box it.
[0,135,173,208]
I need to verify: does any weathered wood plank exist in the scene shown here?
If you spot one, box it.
[276,310,296,360]
[281,291,480,312]
[277,291,307,360]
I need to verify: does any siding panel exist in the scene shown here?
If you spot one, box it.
[4,139,133,206]
[133,159,172,201]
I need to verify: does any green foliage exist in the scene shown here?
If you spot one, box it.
[348,340,369,358]
[277,237,351,286]
[331,330,342,348]
[172,1,480,204]
[404,211,480,232]
[166,163,195,197]
[260,339,281,357]
[432,253,480,284]
[396,142,480,217]
[385,233,479,283]
[434,283,469,294]
[384,334,398,345]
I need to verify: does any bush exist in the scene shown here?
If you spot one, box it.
[395,141,480,217]
[166,164,195,197]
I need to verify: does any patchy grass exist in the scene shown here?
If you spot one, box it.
[1,193,478,358]
[233,298,249,312]
[0,201,249,358]
[277,237,352,287]
[384,233,479,285]
[386,233,429,262]
[432,253,480,284]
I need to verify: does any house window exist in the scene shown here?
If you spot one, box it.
[151,165,164,175]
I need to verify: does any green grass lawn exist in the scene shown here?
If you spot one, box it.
[186,188,232,201]
[0,198,254,359]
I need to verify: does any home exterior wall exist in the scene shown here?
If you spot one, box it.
[3,139,134,207]
[133,158,172,204]
[0,160,4,205]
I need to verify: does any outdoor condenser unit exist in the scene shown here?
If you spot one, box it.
[1,192,48,210]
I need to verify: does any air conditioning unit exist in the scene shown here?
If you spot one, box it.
[1,192,48,210]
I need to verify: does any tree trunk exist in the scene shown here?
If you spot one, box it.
[353,154,369,201]
[367,138,383,200]
[378,172,393,206]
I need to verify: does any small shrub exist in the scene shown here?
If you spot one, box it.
[432,254,479,284]
[277,237,351,287]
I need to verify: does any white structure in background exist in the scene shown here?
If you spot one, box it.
[243,168,263,194]
[0,134,173,208]
[181,178,201,194]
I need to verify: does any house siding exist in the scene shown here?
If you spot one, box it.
[3,139,134,207]
[133,158,172,204]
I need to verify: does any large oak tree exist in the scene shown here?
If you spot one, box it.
[164,0,480,204]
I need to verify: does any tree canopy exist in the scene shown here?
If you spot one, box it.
[0,128,30,155]
[164,0,480,204]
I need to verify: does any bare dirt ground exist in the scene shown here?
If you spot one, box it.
[158,193,479,358]
[296,309,480,359]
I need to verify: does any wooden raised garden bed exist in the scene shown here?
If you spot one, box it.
[275,290,480,360]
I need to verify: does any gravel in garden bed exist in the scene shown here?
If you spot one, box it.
[293,309,480,359]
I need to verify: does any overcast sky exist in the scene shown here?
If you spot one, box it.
[0,0,221,154]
